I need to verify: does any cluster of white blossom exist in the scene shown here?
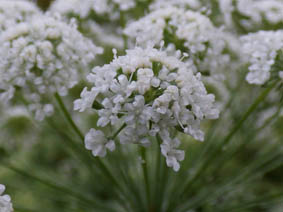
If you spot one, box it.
[50,0,136,21]
[74,46,219,171]
[240,30,283,85]
[219,0,283,32]
[124,6,240,76]
[0,0,41,32]
[0,184,13,212]
[0,14,103,120]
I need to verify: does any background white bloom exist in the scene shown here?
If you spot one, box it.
[50,0,136,20]
[124,6,241,76]
[49,0,138,49]
[219,0,283,33]
[0,13,103,120]
[241,30,283,84]
[0,184,13,212]
[75,46,219,171]
[0,0,41,32]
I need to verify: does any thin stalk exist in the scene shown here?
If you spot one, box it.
[140,147,150,211]
[219,192,283,212]
[13,207,42,212]
[120,11,128,51]
[1,163,112,211]
[170,79,279,211]
[109,123,127,140]
[222,80,279,146]
[168,74,246,210]
[53,95,134,211]
[54,93,84,141]
[177,133,283,211]
[114,144,143,211]
[54,94,122,192]
[46,118,101,175]
[179,151,282,212]
[155,133,170,211]
[154,135,162,211]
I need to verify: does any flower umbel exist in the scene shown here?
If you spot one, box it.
[124,6,241,75]
[241,30,283,85]
[0,0,40,32]
[0,13,103,120]
[75,46,219,171]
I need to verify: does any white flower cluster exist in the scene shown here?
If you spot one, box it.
[0,14,103,120]
[0,0,40,32]
[124,6,240,75]
[50,0,136,21]
[74,46,219,171]
[0,184,13,212]
[241,30,283,85]
[219,0,283,32]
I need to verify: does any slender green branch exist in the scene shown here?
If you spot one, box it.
[222,80,279,146]
[140,147,150,211]
[169,73,248,209]
[46,118,99,173]
[47,118,133,211]
[154,135,162,211]
[1,163,111,210]
[171,79,280,211]
[53,93,124,197]
[219,192,283,212]
[51,97,136,211]
[108,123,127,140]
[54,93,84,141]
[13,207,41,212]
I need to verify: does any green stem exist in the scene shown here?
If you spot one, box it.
[222,80,279,146]
[173,79,279,210]
[52,122,131,210]
[46,118,100,174]
[219,192,283,212]
[140,147,150,211]
[108,123,127,140]
[1,163,110,210]
[154,135,162,211]
[54,93,84,141]
[13,207,41,212]
[54,94,121,191]
[53,94,134,211]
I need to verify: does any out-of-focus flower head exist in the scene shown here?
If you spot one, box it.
[0,0,41,32]
[124,6,242,76]
[74,46,219,171]
[0,13,103,121]
[219,0,283,33]
[50,0,137,20]
[241,30,283,85]
[50,0,146,48]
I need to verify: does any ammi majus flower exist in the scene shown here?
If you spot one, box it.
[74,46,219,171]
